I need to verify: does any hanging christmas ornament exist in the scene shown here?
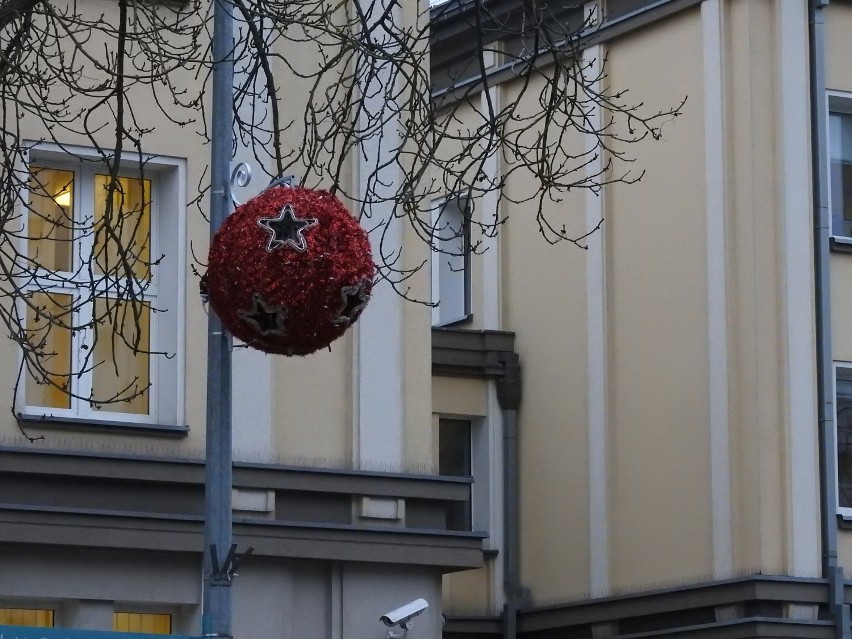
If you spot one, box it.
[205,185,374,355]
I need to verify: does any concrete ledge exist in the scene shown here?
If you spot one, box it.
[0,505,486,572]
[0,446,481,560]
[431,328,516,378]
[443,576,837,638]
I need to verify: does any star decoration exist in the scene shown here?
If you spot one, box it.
[257,204,318,252]
[238,293,289,336]
[331,277,371,326]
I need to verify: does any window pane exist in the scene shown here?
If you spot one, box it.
[25,292,73,409]
[432,197,470,326]
[838,367,852,508]
[439,418,472,531]
[830,113,852,239]
[27,167,74,272]
[94,174,151,281]
[0,608,54,627]
[440,419,472,477]
[113,613,171,634]
[92,298,150,414]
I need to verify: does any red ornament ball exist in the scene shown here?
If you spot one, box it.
[206,186,374,355]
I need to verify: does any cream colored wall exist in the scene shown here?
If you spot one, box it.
[724,0,820,579]
[1,0,209,456]
[2,0,437,474]
[490,67,592,602]
[438,0,821,614]
[442,562,496,615]
[598,0,820,592]
[824,3,852,98]
[403,230,435,472]
[433,377,488,418]
[604,8,713,593]
[826,2,852,364]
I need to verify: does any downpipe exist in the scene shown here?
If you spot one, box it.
[809,0,851,636]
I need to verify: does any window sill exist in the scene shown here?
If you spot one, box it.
[16,413,189,437]
[836,512,852,529]
[433,313,473,329]
[830,237,852,253]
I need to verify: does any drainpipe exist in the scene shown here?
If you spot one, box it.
[495,351,525,639]
[809,1,851,636]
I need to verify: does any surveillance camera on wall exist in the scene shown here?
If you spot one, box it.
[380,598,428,633]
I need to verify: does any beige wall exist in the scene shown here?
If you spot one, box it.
[439,0,825,614]
[2,0,436,476]
[826,1,852,365]
[604,8,712,593]
[2,6,210,456]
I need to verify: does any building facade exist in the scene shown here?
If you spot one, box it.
[432,0,852,637]
[6,0,852,639]
[0,2,479,639]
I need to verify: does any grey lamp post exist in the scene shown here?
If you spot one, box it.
[203,0,235,634]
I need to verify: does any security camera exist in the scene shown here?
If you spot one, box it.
[380,598,429,629]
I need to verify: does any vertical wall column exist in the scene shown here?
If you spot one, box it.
[583,23,609,595]
[776,0,821,578]
[702,0,733,580]
[480,79,503,333]
[480,79,508,611]
[230,31,274,460]
[353,0,405,472]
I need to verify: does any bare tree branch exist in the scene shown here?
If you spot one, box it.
[0,0,684,429]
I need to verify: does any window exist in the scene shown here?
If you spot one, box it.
[113,612,171,634]
[431,195,471,327]
[830,110,852,240]
[0,608,54,627]
[18,144,185,428]
[837,365,852,511]
[439,418,472,530]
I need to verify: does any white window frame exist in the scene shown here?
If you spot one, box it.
[827,91,852,244]
[431,194,472,327]
[835,361,852,517]
[16,142,186,429]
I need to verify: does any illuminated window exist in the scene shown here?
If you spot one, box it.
[113,612,171,634]
[19,148,184,427]
[0,608,54,627]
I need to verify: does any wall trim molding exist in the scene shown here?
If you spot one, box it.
[0,446,483,571]
[443,575,836,638]
[432,328,516,379]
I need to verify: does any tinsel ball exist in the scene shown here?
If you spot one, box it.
[206,186,374,355]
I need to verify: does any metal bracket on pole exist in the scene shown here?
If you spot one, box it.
[209,544,254,586]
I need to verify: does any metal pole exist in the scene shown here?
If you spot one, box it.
[203,0,235,633]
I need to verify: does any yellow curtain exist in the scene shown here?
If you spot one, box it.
[113,612,171,634]
[0,608,54,627]
[27,167,74,273]
[92,298,150,414]
[94,174,151,281]
[25,292,73,410]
